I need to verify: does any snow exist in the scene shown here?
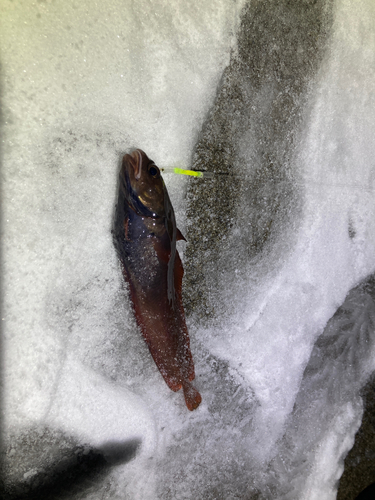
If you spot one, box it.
[1,0,375,498]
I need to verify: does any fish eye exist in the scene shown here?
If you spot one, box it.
[148,164,160,178]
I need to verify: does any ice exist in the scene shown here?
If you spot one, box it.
[2,0,375,498]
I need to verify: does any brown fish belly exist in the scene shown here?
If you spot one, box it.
[127,263,191,387]
[124,228,201,411]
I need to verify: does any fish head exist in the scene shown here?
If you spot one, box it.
[121,149,166,218]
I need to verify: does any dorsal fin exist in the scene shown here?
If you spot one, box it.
[176,228,186,242]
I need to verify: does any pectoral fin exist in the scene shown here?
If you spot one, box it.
[174,250,184,296]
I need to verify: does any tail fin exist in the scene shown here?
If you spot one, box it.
[183,382,202,411]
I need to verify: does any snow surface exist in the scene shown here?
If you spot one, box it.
[1,0,375,498]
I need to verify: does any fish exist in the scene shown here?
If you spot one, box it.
[113,149,202,411]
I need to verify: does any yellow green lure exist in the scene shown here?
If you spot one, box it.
[160,167,216,179]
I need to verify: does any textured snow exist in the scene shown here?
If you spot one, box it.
[1,0,375,498]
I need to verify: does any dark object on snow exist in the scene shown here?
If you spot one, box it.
[113,149,201,410]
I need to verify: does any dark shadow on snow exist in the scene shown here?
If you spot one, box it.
[0,426,141,500]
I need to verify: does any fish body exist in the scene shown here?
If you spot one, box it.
[113,149,201,411]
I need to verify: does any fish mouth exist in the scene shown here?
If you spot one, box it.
[130,149,143,181]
